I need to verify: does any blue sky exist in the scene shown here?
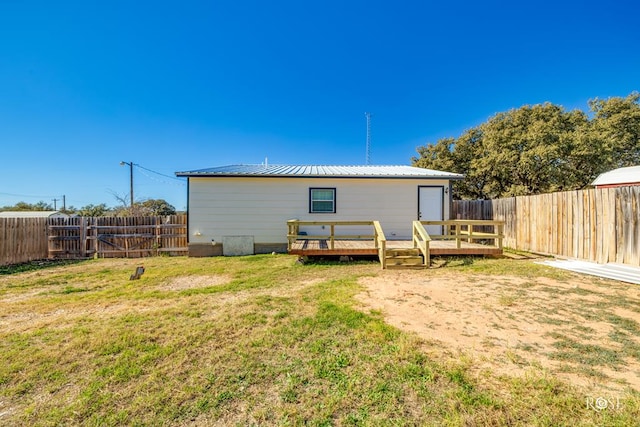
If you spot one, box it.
[1,1,638,211]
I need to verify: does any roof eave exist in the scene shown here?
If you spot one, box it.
[176,172,464,179]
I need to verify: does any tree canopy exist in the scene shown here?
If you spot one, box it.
[112,199,177,217]
[76,204,109,217]
[0,201,54,211]
[412,92,640,200]
[1,199,177,217]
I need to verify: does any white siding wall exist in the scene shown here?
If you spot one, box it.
[188,177,450,244]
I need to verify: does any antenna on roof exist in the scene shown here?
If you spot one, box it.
[365,112,372,165]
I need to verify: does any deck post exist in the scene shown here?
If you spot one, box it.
[287,219,299,251]
[424,240,430,267]
[498,223,504,249]
[412,224,417,249]
[455,223,461,248]
[330,224,335,249]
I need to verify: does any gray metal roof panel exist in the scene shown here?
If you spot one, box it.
[176,164,464,179]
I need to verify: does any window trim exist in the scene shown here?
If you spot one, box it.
[309,187,336,214]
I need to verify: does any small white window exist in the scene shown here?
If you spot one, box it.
[309,188,336,213]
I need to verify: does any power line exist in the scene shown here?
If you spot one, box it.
[0,191,59,199]
[136,168,186,186]
[1,164,185,206]
[134,164,184,182]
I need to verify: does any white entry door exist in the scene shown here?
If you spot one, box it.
[418,186,444,235]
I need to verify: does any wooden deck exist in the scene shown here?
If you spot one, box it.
[286,219,504,268]
[288,239,502,257]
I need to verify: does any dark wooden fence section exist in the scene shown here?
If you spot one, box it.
[0,218,49,266]
[48,215,188,259]
[453,187,640,266]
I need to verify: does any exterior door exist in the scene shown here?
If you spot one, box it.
[418,186,444,235]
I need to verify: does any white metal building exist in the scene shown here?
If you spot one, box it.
[592,165,640,188]
[175,165,463,256]
[0,211,69,218]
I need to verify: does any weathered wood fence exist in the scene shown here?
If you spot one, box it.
[0,218,49,265]
[0,216,188,265]
[453,187,640,266]
[48,215,188,259]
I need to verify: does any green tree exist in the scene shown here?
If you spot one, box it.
[59,206,77,215]
[589,92,640,168]
[413,93,640,200]
[139,199,176,216]
[77,204,110,217]
[480,103,588,197]
[112,199,176,217]
[1,201,54,211]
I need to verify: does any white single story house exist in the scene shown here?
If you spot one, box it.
[592,165,640,189]
[175,164,464,256]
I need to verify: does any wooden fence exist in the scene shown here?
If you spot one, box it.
[453,187,640,266]
[48,215,188,259]
[0,215,188,265]
[0,218,49,266]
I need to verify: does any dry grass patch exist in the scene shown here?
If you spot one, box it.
[157,275,232,291]
[1,255,639,425]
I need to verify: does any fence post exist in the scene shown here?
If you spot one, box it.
[80,217,87,258]
[91,217,98,257]
[155,218,161,256]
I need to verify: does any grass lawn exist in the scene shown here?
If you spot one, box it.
[1,255,639,426]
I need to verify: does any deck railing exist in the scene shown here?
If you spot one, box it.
[287,220,384,249]
[412,221,431,266]
[373,221,387,269]
[287,219,504,269]
[420,220,504,249]
[286,219,387,267]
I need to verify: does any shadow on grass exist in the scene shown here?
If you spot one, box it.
[0,259,88,275]
[296,255,380,266]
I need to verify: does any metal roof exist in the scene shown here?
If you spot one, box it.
[540,259,640,285]
[0,211,68,218]
[592,165,640,186]
[175,164,464,179]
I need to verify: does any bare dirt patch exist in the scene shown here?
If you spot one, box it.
[357,270,640,394]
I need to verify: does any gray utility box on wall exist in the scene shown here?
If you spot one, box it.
[222,235,254,256]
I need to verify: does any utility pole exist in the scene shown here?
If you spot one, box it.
[52,198,59,210]
[62,195,66,211]
[120,161,135,207]
[365,112,372,165]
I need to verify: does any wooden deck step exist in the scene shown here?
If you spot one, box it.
[387,256,423,265]
[386,263,428,270]
[385,248,427,269]
[386,248,420,256]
